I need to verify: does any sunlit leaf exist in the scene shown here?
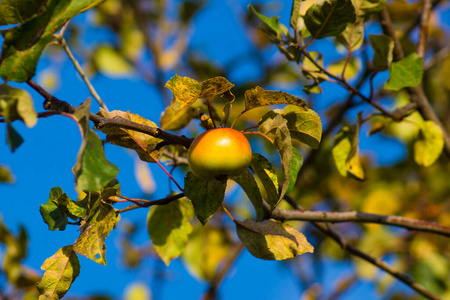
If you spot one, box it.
[369,34,394,71]
[94,45,133,78]
[235,219,313,260]
[160,105,197,131]
[200,76,234,101]
[165,75,201,112]
[248,4,288,40]
[97,109,164,162]
[290,0,302,30]
[244,86,307,112]
[385,53,423,90]
[184,172,227,225]
[0,218,28,286]
[72,100,118,192]
[414,121,444,167]
[182,225,232,281]
[332,114,364,180]
[302,51,329,82]
[250,153,279,210]
[147,198,194,265]
[264,105,322,149]
[258,114,293,206]
[124,282,153,300]
[0,84,37,127]
[73,201,118,265]
[355,0,386,16]
[328,57,360,80]
[304,0,356,39]
[37,245,80,300]
[336,17,364,51]
[0,0,105,81]
[231,170,264,221]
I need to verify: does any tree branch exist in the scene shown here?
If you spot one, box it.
[116,193,185,214]
[271,208,450,238]
[26,80,193,148]
[282,196,441,300]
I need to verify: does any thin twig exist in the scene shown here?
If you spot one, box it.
[54,35,109,112]
[271,208,450,237]
[282,196,440,300]
[417,0,432,59]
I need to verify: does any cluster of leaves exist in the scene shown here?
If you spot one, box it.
[249,0,444,175]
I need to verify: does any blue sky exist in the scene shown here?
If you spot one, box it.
[2,0,448,299]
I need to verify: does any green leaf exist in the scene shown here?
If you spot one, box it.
[248,4,288,40]
[160,105,197,131]
[262,105,322,149]
[244,86,308,112]
[231,170,264,221]
[0,0,106,82]
[182,224,232,280]
[72,105,119,192]
[258,114,293,207]
[385,53,423,90]
[304,0,356,39]
[40,187,68,231]
[73,201,118,265]
[369,34,394,71]
[0,165,14,183]
[165,74,202,112]
[235,219,313,260]
[147,198,194,265]
[37,245,80,300]
[336,17,364,51]
[0,0,47,25]
[332,114,364,180]
[6,123,24,152]
[0,84,37,127]
[250,153,279,210]
[97,109,164,162]
[184,172,227,225]
[414,121,444,167]
[287,147,303,195]
[199,76,234,101]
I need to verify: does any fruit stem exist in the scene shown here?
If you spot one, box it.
[241,125,259,132]
[149,153,184,191]
[206,100,217,128]
[230,111,244,129]
[222,205,235,222]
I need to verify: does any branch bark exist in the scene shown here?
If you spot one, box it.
[271,208,450,238]
[281,196,441,300]
[26,80,193,148]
